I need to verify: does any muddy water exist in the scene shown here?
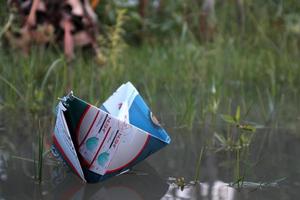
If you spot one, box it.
[0,117,300,200]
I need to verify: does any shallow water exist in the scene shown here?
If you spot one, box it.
[0,114,300,200]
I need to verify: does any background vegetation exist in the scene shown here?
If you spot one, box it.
[0,0,299,189]
[1,0,299,128]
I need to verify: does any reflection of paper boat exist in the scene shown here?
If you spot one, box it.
[50,162,168,200]
[52,82,171,182]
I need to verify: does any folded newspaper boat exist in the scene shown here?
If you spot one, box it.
[52,82,171,182]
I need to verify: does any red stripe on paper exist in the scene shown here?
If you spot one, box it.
[88,127,111,168]
[75,105,91,145]
[52,135,85,181]
[106,134,150,174]
[78,110,100,148]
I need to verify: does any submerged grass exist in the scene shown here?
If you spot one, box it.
[193,146,204,183]
[229,177,287,190]
[32,120,44,183]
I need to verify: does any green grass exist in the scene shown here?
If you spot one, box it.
[194,146,204,183]
[0,34,299,128]
[0,2,300,184]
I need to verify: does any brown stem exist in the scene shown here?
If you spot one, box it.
[235,0,245,33]
[139,0,148,18]
[63,19,74,61]
[199,0,216,42]
[26,0,40,27]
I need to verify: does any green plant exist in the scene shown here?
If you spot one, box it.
[229,177,287,190]
[194,147,204,183]
[97,8,127,68]
[175,177,186,191]
[215,105,257,151]
[34,120,44,183]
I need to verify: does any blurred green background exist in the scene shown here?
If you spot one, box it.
[0,0,299,131]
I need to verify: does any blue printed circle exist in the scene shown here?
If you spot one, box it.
[86,137,99,151]
[97,152,109,166]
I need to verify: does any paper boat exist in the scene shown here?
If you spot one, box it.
[52,82,171,182]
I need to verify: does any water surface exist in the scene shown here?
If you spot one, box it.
[0,112,300,200]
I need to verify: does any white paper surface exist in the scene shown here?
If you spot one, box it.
[77,105,149,175]
[102,82,138,122]
[53,102,86,181]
